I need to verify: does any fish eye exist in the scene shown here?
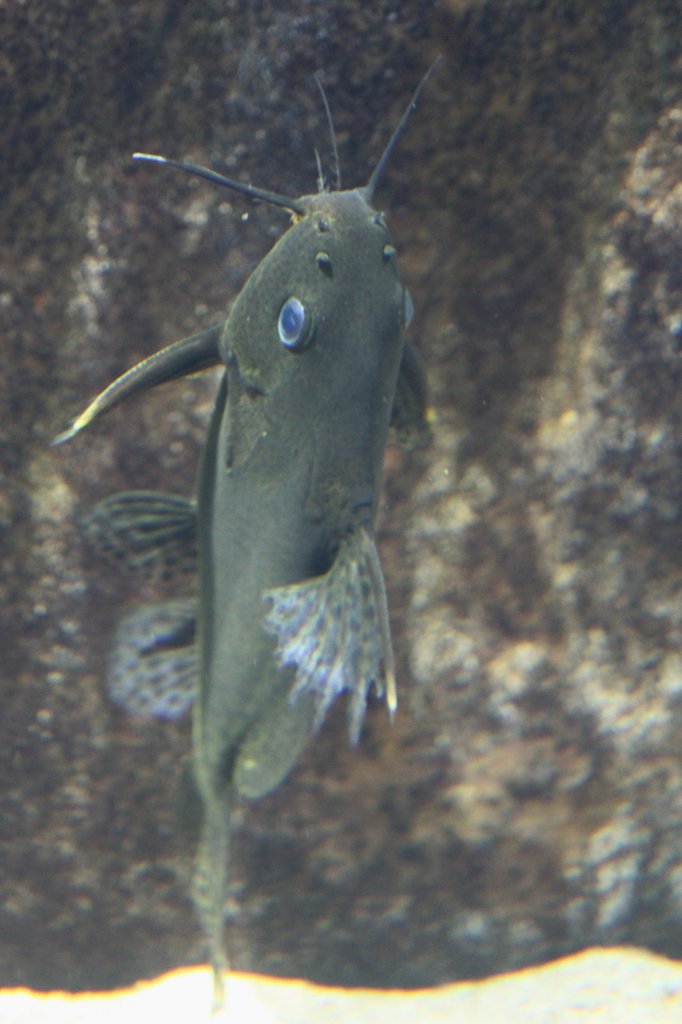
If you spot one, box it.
[403,289,414,328]
[278,296,310,351]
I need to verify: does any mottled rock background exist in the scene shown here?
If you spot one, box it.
[2,0,681,995]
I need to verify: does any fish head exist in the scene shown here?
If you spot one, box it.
[220,187,411,454]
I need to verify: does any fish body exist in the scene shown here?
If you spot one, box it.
[192,189,410,1001]
[197,188,408,782]
[55,69,436,1008]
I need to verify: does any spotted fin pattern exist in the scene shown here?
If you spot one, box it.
[107,599,197,719]
[83,491,197,579]
[263,527,396,744]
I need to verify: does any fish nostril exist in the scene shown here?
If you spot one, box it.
[315,251,333,276]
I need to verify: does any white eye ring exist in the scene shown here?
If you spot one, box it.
[278,297,308,349]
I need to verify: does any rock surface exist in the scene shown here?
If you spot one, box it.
[2,0,681,996]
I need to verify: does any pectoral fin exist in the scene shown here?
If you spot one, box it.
[52,322,223,444]
[84,490,197,577]
[263,527,396,745]
[107,599,197,719]
[390,340,433,448]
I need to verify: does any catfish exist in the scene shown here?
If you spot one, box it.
[54,65,436,1008]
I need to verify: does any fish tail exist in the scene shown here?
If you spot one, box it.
[191,794,231,1011]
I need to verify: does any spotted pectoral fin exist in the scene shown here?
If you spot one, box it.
[52,322,223,444]
[263,527,396,745]
[107,599,197,719]
[390,340,433,449]
[83,490,197,578]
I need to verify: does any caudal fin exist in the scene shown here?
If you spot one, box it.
[191,795,231,1011]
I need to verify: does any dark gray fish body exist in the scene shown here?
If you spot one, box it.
[55,68,436,1008]
[198,188,407,776]
[191,192,409,997]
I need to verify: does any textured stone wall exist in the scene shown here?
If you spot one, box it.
[1,0,680,992]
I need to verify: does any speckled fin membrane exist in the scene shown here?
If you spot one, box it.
[263,527,396,744]
[83,491,197,578]
[107,599,197,719]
